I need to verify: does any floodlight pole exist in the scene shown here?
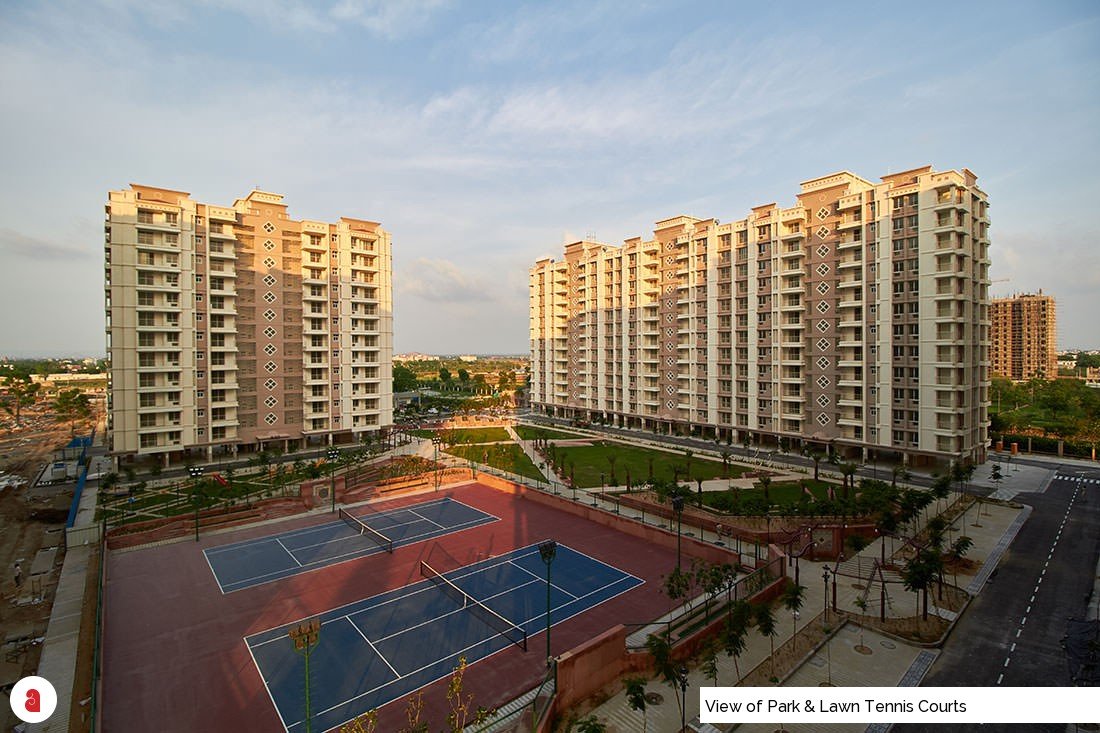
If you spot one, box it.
[327,447,339,512]
[188,465,204,542]
[539,540,557,666]
[289,618,321,733]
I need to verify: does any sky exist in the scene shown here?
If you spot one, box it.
[0,0,1097,357]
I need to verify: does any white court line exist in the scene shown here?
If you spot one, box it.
[276,538,302,567]
[290,513,427,553]
[247,546,546,647]
[204,497,456,554]
[221,514,497,593]
[280,551,643,731]
[408,508,444,529]
[346,618,400,678]
[507,558,578,599]
[245,636,291,733]
[370,578,542,645]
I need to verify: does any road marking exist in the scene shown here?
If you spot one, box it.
[1015,629,1021,638]
[996,673,1004,685]
[1010,643,1016,653]
[1021,616,1027,625]
[1003,657,1010,668]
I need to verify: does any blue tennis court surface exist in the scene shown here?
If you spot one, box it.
[204,498,497,593]
[246,542,643,732]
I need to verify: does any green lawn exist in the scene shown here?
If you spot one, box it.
[443,427,512,444]
[549,441,746,488]
[513,425,589,441]
[448,442,544,481]
[697,479,838,508]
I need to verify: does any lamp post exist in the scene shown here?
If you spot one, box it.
[538,540,557,666]
[671,495,685,572]
[432,436,442,490]
[822,567,831,627]
[327,447,339,513]
[677,664,689,732]
[188,465,204,542]
[289,618,321,733]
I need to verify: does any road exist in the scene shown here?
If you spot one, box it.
[895,466,1100,733]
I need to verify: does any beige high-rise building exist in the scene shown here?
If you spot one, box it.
[530,166,991,466]
[105,185,393,463]
[991,292,1056,381]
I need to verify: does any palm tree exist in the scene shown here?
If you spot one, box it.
[780,582,805,642]
[624,677,648,733]
[754,602,779,679]
[757,475,772,506]
[645,633,683,722]
[840,462,859,499]
[891,464,910,489]
[724,600,751,682]
[805,447,825,481]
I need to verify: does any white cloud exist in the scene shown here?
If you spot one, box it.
[329,0,451,38]
[398,258,495,303]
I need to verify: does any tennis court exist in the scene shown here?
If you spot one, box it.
[246,542,642,733]
[204,497,497,593]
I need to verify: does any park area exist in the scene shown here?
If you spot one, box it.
[99,480,694,732]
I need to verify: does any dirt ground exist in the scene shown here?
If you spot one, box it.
[0,403,97,731]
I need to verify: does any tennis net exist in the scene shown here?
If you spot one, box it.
[338,508,394,553]
[420,560,528,651]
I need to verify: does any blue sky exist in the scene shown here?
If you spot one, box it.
[0,0,1097,356]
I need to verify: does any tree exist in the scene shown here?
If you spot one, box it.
[645,633,683,722]
[445,657,491,732]
[701,637,720,687]
[990,464,1003,492]
[840,462,859,499]
[624,677,648,733]
[902,549,940,620]
[754,602,779,679]
[891,465,910,489]
[724,599,752,682]
[757,475,772,506]
[575,715,607,733]
[498,370,515,391]
[439,367,452,384]
[0,376,40,426]
[780,581,805,642]
[53,388,92,433]
[392,364,417,393]
[805,447,825,481]
[457,368,470,383]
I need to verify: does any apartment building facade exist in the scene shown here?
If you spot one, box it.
[990,292,1056,381]
[529,166,991,466]
[105,184,393,462]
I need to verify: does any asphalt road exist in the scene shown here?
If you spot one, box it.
[894,466,1100,733]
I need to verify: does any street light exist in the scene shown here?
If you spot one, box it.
[676,664,689,732]
[327,447,339,513]
[822,567,831,627]
[538,540,557,666]
[432,437,442,491]
[188,465,204,542]
[671,495,685,572]
[289,618,321,733]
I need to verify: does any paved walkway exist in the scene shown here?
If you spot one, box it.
[584,492,1029,732]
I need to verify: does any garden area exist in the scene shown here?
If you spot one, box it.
[446,442,543,482]
[535,440,748,489]
[512,424,587,441]
[96,451,436,526]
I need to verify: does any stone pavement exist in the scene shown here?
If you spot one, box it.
[585,493,1029,733]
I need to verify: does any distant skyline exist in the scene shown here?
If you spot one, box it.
[1,1,1098,355]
